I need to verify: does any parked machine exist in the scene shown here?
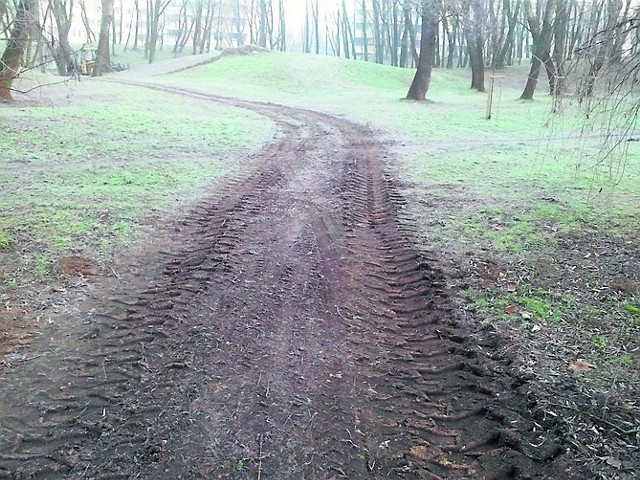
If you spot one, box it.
[79,43,97,75]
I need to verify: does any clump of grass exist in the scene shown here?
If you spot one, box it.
[624,304,640,318]
[0,232,10,250]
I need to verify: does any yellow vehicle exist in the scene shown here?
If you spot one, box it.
[79,43,97,75]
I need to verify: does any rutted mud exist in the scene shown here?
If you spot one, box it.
[0,87,581,479]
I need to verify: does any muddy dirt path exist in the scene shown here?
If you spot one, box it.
[1,86,581,479]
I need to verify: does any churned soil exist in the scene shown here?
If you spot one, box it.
[0,86,586,479]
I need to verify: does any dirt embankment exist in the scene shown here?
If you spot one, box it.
[1,87,583,479]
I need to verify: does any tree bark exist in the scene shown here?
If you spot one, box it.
[147,0,171,64]
[406,1,438,101]
[79,0,96,42]
[93,0,113,76]
[51,0,75,76]
[494,0,521,68]
[520,0,555,100]
[0,0,35,101]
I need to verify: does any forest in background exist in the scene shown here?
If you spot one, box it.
[1,1,639,100]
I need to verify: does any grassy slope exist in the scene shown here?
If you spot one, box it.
[162,51,639,214]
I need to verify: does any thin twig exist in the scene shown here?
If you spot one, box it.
[257,434,264,480]
[544,401,637,436]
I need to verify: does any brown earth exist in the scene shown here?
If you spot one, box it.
[0,86,588,479]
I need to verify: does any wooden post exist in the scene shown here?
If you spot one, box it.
[485,75,504,120]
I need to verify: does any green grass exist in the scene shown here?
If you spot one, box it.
[624,304,640,318]
[157,52,639,233]
[0,232,10,250]
[465,286,568,324]
[0,87,268,164]
[0,78,275,284]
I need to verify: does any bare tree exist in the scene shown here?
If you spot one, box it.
[461,0,486,91]
[570,6,640,182]
[147,0,172,63]
[493,0,522,68]
[577,0,633,97]
[0,0,36,101]
[406,0,438,100]
[79,0,97,42]
[342,0,356,59]
[520,0,556,100]
[198,0,217,54]
[123,0,140,51]
[173,0,192,53]
[0,1,11,35]
[50,0,75,75]
[93,0,114,75]
[193,0,205,55]
[400,1,419,67]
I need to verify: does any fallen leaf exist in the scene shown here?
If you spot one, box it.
[569,359,596,372]
[531,324,541,332]
[409,445,429,461]
[504,305,518,314]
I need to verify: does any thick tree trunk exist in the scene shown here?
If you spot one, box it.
[93,0,113,76]
[520,0,555,100]
[0,0,34,101]
[468,35,485,91]
[406,2,438,101]
[520,54,542,99]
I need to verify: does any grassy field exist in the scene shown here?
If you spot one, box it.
[2,48,638,432]
[0,74,275,284]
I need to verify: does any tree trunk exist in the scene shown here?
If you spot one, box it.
[148,0,171,64]
[0,0,35,101]
[303,0,310,52]
[362,0,369,61]
[494,0,521,68]
[520,54,542,99]
[406,1,438,101]
[342,0,353,59]
[468,34,485,91]
[93,0,113,76]
[51,0,75,76]
[313,0,320,54]
[520,0,555,100]
[79,0,96,42]
[192,0,204,55]
[371,0,384,63]
[403,6,419,66]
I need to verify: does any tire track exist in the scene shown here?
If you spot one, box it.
[0,83,580,479]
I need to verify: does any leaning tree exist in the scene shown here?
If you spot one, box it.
[0,0,37,101]
[406,0,439,101]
